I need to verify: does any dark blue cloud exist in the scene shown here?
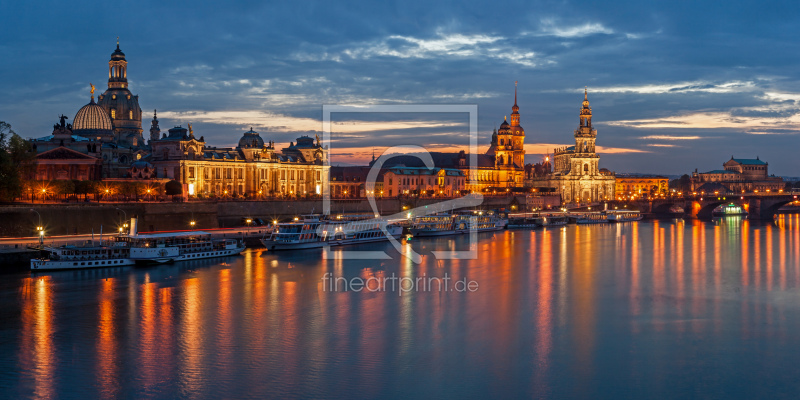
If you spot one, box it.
[2,0,800,175]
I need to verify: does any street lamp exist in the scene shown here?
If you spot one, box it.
[115,207,127,227]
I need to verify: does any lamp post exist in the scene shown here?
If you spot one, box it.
[115,207,127,233]
[30,209,43,245]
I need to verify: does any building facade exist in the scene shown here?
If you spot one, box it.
[525,89,615,204]
[691,157,784,193]
[615,175,669,199]
[149,122,329,198]
[372,84,525,193]
[29,42,149,179]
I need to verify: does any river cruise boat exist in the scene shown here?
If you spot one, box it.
[535,214,569,227]
[453,211,507,233]
[411,211,507,236]
[712,203,748,217]
[410,213,457,236]
[31,218,245,271]
[122,232,245,264]
[261,214,404,251]
[574,212,608,224]
[30,241,135,271]
[507,216,540,229]
[606,210,643,222]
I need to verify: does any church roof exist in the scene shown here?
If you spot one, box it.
[730,158,766,165]
[35,146,98,160]
[238,127,264,149]
[31,134,93,142]
[74,97,113,132]
[702,170,739,174]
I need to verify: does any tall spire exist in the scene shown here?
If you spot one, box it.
[510,81,520,127]
[579,86,593,129]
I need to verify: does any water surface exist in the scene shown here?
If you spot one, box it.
[2,216,800,399]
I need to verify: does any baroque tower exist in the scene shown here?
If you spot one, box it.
[492,82,526,169]
[569,88,601,178]
[149,110,160,145]
[97,39,144,148]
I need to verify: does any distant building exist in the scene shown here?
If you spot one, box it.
[615,175,669,199]
[329,165,465,198]
[525,89,616,204]
[691,157,784,193]
[372,84,526,193]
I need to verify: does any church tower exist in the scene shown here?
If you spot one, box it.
[149,110,160,145]
[570,88,600,176]
[508,81,525,168]
[97,39,144,148]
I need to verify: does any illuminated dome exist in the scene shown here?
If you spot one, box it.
[238,127,264,149]
[73,97,113,136]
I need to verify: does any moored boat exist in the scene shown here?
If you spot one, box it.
[31,218,245,271]
[606,210,643,222]
[261,214,404,251]
[574,212,608,224]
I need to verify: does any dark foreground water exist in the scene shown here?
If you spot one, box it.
[2,216,800,399]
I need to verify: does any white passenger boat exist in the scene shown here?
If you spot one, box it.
[454,212,507,233]
[410,213,457,236]
[606,210,643,222]
[261,214,404,251]
[30,242,135,271]
[31,218,245,271]
[574,212,608,224]
[411,211,507,236]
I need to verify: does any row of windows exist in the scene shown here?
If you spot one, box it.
[195,168,321,181]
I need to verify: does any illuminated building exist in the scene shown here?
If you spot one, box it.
[691,156,784,193]
[615,175,669,199]
[150,123,328,198]
[525,89,615,204]
[29,41,148,178]
[372,84,525,193]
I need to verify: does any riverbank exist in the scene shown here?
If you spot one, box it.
[0,196,526,237]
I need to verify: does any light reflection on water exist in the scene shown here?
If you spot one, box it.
[2,215,800,398]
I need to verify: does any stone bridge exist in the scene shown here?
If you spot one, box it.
[616,194,798,220]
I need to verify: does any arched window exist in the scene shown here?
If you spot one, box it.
[129,110,133,119]
[583,164,589,174]
[111,109,116,119]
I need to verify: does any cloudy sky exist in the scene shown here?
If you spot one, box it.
[1,0,799,175]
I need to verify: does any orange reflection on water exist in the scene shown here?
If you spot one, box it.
[741,220,749,287]
[97,278,118,399]
[19,277,55,399]
[534,228,553,390]
[139,281,159,390]
[179,278,204,395]
[573,226,595,374]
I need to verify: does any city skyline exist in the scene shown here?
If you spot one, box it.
[2,1,800,176]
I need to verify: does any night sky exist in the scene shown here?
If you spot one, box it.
[2,0,799,175]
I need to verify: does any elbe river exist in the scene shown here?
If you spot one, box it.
[2,215,800,399]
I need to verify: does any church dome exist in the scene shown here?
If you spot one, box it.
[73,98,113,132]
[238,127,264,148]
